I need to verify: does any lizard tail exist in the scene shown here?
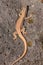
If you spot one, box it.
[11,32,27,65]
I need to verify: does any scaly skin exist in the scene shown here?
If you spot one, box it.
[11,7,28,65]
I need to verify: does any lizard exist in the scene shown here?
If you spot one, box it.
[11,6,30,65]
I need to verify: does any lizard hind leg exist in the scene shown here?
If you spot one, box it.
[21,27,27,35]
[13,31,17,40]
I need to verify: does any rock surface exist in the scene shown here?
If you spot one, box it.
[0,0,43,65]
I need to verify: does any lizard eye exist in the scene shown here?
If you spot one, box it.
[19,13,22,16]
[20,13,22,15]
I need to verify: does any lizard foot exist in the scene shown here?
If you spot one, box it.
[13,31,17,40]
[25,14,33,20]
[21,27,27,35]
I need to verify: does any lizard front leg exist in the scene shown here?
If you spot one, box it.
[13,31,17,40]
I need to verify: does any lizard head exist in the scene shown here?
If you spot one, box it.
[19,7,27,18]
[19,6,29,18]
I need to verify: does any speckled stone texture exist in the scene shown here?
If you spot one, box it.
[0,0,43,65]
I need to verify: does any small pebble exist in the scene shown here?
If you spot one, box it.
[31,5,34,7]
[27,41,32,47]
